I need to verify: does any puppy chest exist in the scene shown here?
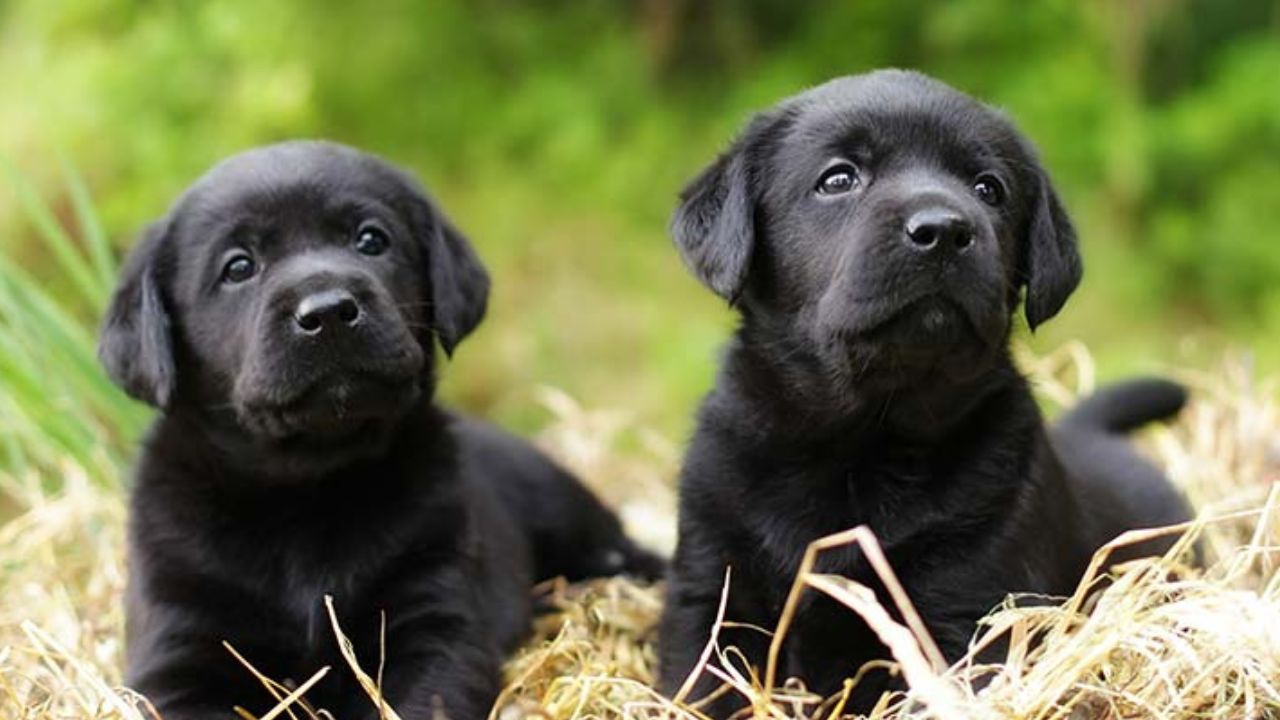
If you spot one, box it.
[744,459,929,537]
[731,458,950,596]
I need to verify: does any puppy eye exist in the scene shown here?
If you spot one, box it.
[221,254,256,284]
[973,173,1005,206]
[354,225,390,256]
[816,163,860,196]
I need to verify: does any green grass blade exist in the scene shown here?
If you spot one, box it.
[0,160,150,488]
[0,157,108,311]
[0,255,150,439]
[0,400,32,478]
[59,154,117,302]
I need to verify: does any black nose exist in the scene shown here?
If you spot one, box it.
[904,208,974,252]
[294,289,361,334]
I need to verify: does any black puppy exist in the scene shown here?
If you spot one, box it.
[657,70,1192,713]
[99,141,660,720]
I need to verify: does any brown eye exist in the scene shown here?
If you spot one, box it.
[973,173,1005,206]
[816,163,860,196]
[221,254,256,284]
[355,225,389,256]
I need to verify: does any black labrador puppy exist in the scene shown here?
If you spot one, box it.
[99,141,661,720]
[657,70,1192,713]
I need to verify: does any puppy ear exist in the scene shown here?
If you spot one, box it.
[423,200,490,356]
[671,113,780,302]
[1021,168,1082,331]
[672,152,755,301]
[98,221,176,408]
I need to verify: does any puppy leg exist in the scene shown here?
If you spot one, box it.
[128,635,295,719]
[361,637,500,720]
[348,565,505,720]
[659,528,769,718]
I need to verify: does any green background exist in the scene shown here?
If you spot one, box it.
[2,0,1277,443]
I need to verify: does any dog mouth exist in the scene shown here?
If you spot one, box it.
[836,293,980,346]
[870,295,974,348]
[236,367,422,442]
[818,292,1007,380]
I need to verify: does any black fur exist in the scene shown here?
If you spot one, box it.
[100,141,661,720]
[657,71,1192,714]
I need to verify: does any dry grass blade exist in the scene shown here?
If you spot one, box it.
[763,526,956,716]
[495,577,686,720]
[254,670,330,720]
[323,595,404,720]
[221,641,330,720]
[799,574,960,715]
[19,620,140,720]
[0,464,134,720]
[672,568,733,706]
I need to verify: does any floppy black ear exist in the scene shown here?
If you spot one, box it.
[671,113,780,302]
[98,221,176,408]
[672,152,755,301]
[1021,168,1082,331]
[422,200,490,355]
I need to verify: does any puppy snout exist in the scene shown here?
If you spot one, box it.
[904,208,973,252]
[293,288,362,335]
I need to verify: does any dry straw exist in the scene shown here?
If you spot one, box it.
[2,348,1278,719]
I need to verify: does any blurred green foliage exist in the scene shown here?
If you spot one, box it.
[1,0,1277,442]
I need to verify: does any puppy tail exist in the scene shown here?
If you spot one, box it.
[1056,377,1188,436]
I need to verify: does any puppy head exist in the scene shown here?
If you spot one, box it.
[99,141,488,461]
[673,70,1080,391]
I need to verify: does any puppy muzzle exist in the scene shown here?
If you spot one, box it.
[815,196,1009,365]
[233,256,426,439]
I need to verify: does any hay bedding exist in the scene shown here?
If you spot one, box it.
[2,349,1278,720]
